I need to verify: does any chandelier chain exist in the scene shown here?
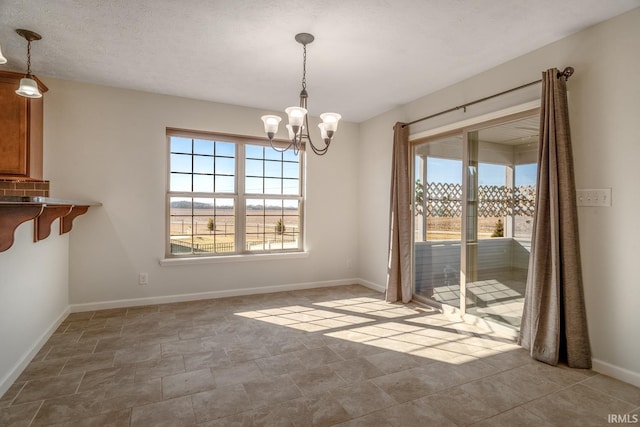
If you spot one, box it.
[26,40,32,75]
[301,44,307,90]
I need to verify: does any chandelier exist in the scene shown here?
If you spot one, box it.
[261,33,341,156]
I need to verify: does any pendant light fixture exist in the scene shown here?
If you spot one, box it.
[15,29,43,99]
[0,41,7,64]
[261,33,341,156]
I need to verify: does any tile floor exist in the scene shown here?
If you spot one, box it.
[1,285,638,426]
[465,268,527,328]
[420,268,527,328]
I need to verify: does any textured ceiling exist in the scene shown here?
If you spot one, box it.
[1,1,638,123]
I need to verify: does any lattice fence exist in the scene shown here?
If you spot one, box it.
[423,183,462,217]
[420,183,536,217]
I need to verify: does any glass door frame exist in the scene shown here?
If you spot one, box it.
[410,108,540,318]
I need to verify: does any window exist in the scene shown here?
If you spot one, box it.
[167,129,303,257]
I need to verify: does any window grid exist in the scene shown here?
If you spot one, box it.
[244,146,300,196]
[169,197,236,254]
[167,131,303,257]
[170,138,236,194]
[245,199,301,252]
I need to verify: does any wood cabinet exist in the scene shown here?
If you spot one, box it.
[0,70,47,180]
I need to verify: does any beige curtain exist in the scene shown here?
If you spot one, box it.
[518,68,592,368]
[386,122,412,303]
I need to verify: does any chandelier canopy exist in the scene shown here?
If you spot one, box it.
[261,33,341,156]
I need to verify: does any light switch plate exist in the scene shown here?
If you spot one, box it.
[576,188,612,207]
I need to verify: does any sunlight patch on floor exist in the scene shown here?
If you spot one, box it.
[235,296,512,365]
[235,303,375,332]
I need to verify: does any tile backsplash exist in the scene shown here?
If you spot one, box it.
[0,179,50,197]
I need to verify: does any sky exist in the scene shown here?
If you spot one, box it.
[421,157,537,186]
[169,137,300,197]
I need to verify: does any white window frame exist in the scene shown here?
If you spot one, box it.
[165,128,305,258]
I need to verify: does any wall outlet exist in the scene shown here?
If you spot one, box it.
[576,188,612,207]
[138,272,149,285]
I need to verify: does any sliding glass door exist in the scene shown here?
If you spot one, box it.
[412,113,539,330]
[413,134,463,308]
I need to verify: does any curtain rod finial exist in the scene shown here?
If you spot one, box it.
[559,67,574,80]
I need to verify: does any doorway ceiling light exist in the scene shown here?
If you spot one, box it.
[261,33,341,156]
[15,29,43,98]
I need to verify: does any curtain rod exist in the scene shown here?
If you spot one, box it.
[402,66,574,128]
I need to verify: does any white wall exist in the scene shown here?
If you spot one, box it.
[43,80,360,306]
[357,8,640,384]
[357,109,407,288]
[0,220,69,396]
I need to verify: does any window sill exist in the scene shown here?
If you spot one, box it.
[159,251,309,266]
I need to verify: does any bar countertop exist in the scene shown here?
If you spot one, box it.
[0,196,101,206]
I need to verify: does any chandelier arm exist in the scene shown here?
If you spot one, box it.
[308,140,330,156]
[307,137,330,155]
[303,113,311,144]
[294,124,305,153]
[303,113,330,155]
[269,139,296,153]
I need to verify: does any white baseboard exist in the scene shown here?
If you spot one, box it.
[0,306,71,398]
[592,358,640,388]
[70,278,376,312]
[356,278,386,293]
